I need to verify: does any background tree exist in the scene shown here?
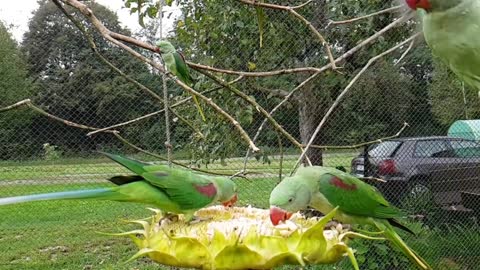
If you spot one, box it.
[21,0,162,157]
[0,21,34,160]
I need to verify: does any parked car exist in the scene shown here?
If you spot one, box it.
[350,136,480,213]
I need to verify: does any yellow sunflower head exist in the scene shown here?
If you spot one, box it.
[109,206,380,270]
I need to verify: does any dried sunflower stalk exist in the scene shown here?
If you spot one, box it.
[109,206,382,270]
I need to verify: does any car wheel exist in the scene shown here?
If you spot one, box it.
[400,180,435,216]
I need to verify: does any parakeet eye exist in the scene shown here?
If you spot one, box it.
[288,198,294,203]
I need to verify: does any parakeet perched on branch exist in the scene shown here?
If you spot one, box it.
[405,0,480,90]
[0,152,238,222]
[269,166,432,270]
[156,40,206,121]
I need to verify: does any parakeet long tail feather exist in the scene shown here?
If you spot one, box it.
[99,152,147,175]
[388,218,416,236]
[0,188,115,206]
[376,221,432,270]
[191,94,206,122]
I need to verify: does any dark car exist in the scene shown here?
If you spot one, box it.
[351,136,480,212]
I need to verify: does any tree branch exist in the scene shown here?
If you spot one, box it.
[292,32,422,174]
[0,99,239,177]
[0,99,114,132]
[252,85,290,99]
[305,122,409,150]
[60,0,260,152]
[327,5,402,26]
[196,69,303,149]
[86,77,243,136]
[394,37,416,66]
[237,0,338,70]
[189,11,413,78]
[188,62,321,77]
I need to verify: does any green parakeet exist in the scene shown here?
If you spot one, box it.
[156,40,206,121]
[0,152,238,222]
[269,166,432,270]
[406,0,480,90]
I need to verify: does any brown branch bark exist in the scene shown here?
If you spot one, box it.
[59,0,260,152]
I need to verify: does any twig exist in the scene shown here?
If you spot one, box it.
[237,0,338,70]
[158,2,173,167]
[292,33,422,174]
[306,122,409,149]
[360,177,387,183]
[239,72,320,173]
[0,99,32,113]
[196,69,303,149]
[61,0,260,152]
[276,131,284,182]
[51,0,203,138]
[394,38,416,66]
[0,99,114,132]
[86,77,243,136]
[327,5,402,26]
[188,62,321,77]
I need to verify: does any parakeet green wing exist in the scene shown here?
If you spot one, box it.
[141,170,218,210]
[318,172,402,219]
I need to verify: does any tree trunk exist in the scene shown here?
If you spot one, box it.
[297,1,328,166]
[298,84,325,166]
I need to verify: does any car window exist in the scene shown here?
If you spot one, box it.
[449,140,480,149]
[414,140,449,158]
[449,140,480,158]
[368,141,401,157]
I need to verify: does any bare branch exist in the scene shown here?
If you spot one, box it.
[0,99,32,113]
[306,122,410,149]
[237,0,338,70]
[0,99,114,132]
[196,69,303,149]
[292,33,422,174]
[86,77,243,136]
[394,38,416,66]
[327,5,402,26]
[61,0,260,152]
[188,62,321,77]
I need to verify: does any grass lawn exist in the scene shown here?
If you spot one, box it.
[2,152,479,269]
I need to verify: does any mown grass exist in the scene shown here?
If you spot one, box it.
[2,152,479,269]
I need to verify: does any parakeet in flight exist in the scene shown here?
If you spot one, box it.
[405,0,480,90]
[0,152,238,222]
[269,166,431,270]
[156,40,207,121]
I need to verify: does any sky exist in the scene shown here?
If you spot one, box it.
[0,0,181,42]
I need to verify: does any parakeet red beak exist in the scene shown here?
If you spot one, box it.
[269,206,293,226]
[222,193,238,207]
[405,0,431,10]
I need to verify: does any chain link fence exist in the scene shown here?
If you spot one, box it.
[1,0,479,269]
